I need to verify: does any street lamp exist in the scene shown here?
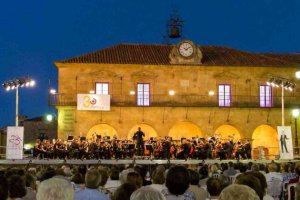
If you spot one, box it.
[266,77,296,126]
[292,109,299,155]
[2,77,35,127]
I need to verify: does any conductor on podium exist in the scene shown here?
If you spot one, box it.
[133,127,145,156]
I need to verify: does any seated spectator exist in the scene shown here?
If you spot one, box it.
[206,177,224,200]
[23,173,37,200]
[245,171,273,200]
[112,183,138,200]
[235,173,264,200]
[0,176,8,200]
[265,162,283,200]
[105,167,121,193]
[149,169,166,192]
[130,185,166,200]
[289,163,300,184]
[36,177,74,200]
[162,165,195,200]
[71,172,85,192]
[127,172,143,188]
[7,175,27,200]
[219,184,260,200]
[223,161,237,176]
[119,168,135,184]
[75,168,109,200]
[188,169,208,200]
[98,168,111,196]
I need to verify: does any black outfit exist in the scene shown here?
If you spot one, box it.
[280,134,289,153]
[134,129,145,156]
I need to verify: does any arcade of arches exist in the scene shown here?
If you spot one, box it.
[86,123,280,159]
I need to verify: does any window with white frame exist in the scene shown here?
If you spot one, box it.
[137,83,150,106]
[96,82,109,94]
[218,84,231,107]
[259,85,272,107]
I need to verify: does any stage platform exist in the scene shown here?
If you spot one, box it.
[0,158,298,165]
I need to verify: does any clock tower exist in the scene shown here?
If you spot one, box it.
[169,40,203,65]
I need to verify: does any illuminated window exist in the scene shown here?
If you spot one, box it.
[137,83,150,106]
[218,84,231,107]
[96,82,109,94]
[260,85,272,107]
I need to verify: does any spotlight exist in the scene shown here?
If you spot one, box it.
[266,78,274,85]
[29,80,35,87]
[168,90,175,96]
[129,91,135,95]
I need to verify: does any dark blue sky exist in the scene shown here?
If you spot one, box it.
[0,0,300,127]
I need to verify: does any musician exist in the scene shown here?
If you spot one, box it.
[133,127,145,156]
[163,137,171,159]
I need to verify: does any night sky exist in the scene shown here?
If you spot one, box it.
[0,0,300,127]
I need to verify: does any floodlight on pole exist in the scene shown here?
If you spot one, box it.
[2,77,36,127]
[266,76,296,126]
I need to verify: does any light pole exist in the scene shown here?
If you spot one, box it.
[267,77,296,126]
[2,77,35,127]
[292,109,299,155]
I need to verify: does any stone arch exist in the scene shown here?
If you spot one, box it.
[168,121,204,140]
[252,124,279,160]
[86,124,118,139]
[127,124,158,140]
[214,125,241,142]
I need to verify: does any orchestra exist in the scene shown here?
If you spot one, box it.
[33,135,252,160]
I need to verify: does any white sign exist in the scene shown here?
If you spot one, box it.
[77,94,110,111]
[277,126,294,160]
[6,126,24,160]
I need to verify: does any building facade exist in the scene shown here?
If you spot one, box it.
[51,40,300,158]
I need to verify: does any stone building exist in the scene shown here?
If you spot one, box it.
[51,40,300,158]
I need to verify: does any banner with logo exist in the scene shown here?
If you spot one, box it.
[77,94,110,111]
[277,126,293,160]
[6,126,24,160]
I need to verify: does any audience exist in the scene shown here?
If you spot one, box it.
[111,183,137,200]
[130,185,166,200]
[219,184,260,200]
[75,168,109,200]
[162,165,195,200]
[0,161,300,200]
[36,177,74,200]
[188,169,208,200]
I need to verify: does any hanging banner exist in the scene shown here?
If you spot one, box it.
[277,126,294,160]
[77,94,110,111]
[6,126,24,160]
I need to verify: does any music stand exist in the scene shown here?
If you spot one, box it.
[67,136,74,142]
[128,144,135,150]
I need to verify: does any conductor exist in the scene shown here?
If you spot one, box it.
[133,127,145,156]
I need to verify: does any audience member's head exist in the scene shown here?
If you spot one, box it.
[85,169,101,189]
[188,169,200,186]
[268,163,278,172]
[246,171,267,195]
[206,177,223,198]
[36,177,74,200]
[8,175,26,199]
[235,173,263,200]
[166,165,190,196]
[40,167,56,182]
[98,168,109,187]
[120,168,135,184]
[109,167,120,180]
[219,184,260,200]
[152,169,165,184]
[127,172,143,188]
[24,173,36,189]
[112,183,138,200]
[71,172,84,185]
[130,185,166,200]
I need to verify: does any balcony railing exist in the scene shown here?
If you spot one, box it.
[48,93,300,108]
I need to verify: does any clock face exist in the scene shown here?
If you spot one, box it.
[178,42,194,57]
